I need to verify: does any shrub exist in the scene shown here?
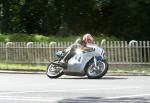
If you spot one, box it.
[0,33,120,42]
[9,33,32,42]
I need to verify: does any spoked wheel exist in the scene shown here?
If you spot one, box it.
[46,63,64,78]
[86,60,108,79]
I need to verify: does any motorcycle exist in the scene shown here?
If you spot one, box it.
[46,39,108,79]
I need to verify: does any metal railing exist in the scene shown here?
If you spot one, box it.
[0,41,150,64]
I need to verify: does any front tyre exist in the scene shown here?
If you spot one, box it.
[86,60,108,79]
[46,63,64,78]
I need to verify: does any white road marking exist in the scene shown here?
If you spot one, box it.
[106,93,150,99]
[0,86,141,94]
[0,94,150,102]
[0,96,63,102]
[0,87,148,102]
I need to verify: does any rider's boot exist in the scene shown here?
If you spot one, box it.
[59,60,67,68]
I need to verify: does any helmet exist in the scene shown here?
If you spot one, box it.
[82,33,93,44]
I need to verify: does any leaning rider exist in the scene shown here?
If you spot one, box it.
[59,33,94,67]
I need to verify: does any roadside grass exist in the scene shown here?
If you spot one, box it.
[108,64,150,75]
[0,63,150,75]
[0,63,46,71]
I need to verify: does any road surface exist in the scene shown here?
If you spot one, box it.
[0,73,150,103]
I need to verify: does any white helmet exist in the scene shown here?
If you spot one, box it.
[82,33,93,44]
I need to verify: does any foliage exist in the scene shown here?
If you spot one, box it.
[0,0,150,40]
[0,33,119,42]
[0,33,6,41]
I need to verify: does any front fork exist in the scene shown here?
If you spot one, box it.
[93,56,104,67]
[94,56,97,67]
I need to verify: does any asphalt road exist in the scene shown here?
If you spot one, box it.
[0,73,150,103]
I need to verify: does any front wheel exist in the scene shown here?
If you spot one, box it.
[86,60,108,79]
[46,63,64,78]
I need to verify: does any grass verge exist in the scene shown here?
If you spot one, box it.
[0,63,150,75]
[0,63,46,72]
[108,64,150,75]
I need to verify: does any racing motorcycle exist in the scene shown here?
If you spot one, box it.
[46,39,108,79]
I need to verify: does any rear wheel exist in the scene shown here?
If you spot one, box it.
[86,60,108,79]
[46,63,64,78]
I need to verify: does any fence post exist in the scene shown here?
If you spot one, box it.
[129,40,138,47]
[49,42,56,61]
[143,41,146,62]
[139,41,143,63]
[6,42,13,63]
[135,41,139,62]
[114,41,117,62]
[129,40,138,63]
[147,41,150,62]
[101,39,106,47]
[27,42,33,63]
[106,41,110,62]
[110,41,114,62]
[117,41,121,62]
[121,41,125,62]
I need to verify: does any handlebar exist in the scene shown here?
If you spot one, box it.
[80,47,95,52]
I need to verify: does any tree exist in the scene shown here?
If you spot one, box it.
[104,0,150,40]
[40,0,62,35]
[0,0,150,40]
[0,1,2,32]
[1,0,10,32]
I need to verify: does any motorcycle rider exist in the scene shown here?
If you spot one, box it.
[60,33,94,67]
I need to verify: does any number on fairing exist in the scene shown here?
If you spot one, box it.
[75,56,82,63]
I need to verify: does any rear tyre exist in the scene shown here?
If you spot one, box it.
[46,63,64,78]
[86,60,108,79]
